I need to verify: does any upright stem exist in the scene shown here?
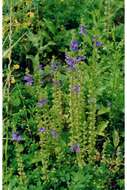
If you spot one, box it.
[87,45,97,162]
[4,0,12,184]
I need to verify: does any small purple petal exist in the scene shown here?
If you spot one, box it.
[37,99,48,107]
[24,75,32,81]
[65,55,76,68]
[23,74,33,85]
[25,81,33,86]
[96,41,103,47]
[79,25,87,35]
[70,40,79,51]
[76,56,86,62]
[65,54,86,68]
[12,132,22,142]
[39,127,46,132]
[92,36,103,47]
[70,144,80,153]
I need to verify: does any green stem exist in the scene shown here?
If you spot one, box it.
[4,0,12,185]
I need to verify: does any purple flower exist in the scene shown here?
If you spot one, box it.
[79,25,87,35]
[39,127,46,132]
[37,99,48,107]
[12,132,22,142]
[23,74,33,85]
[70,40,79,51]
[70,144,80,153]
[72,85,80,93]
[51,129,58,139]
[65,55,86,69]
[96,41,103,47]
[65,55,75,68]
[92,36,103,47]
[76,56,86,62]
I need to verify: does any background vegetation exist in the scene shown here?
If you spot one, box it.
[3,0,124,189]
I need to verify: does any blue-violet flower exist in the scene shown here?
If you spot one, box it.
[79,25,87,35]
[12,132,22,142]
[70,144,80,153]
[70,40,79,51]
[23,74,33,85]
[96,41,103,47]
[39,127,46,132]
[37,99,48,107]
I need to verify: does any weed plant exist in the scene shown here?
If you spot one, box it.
[3,0,124,189]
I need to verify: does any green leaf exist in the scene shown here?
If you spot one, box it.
[31,154,42,164]
[27,32,39,47]
[44,19,56,34]
[97,121,109,136]
[97,106,110,116]
[13,97,21,107]
[11,90,21,107]
[39,41,56,52]
[115,24,124,39]
[113,130,120,148]
[86,35,92,46]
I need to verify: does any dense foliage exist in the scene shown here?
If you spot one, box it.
[3,0,124,189]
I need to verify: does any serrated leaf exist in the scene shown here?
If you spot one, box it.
[97,121,109,136]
